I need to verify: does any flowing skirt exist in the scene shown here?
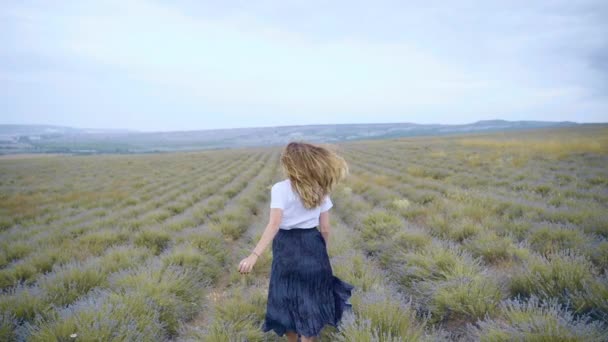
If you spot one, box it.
[262,226,355,338]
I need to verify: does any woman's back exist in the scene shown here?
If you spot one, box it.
[271,178,333,230]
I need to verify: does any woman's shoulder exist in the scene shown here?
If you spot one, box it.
[273,179,289,186]
[271,179,290,190]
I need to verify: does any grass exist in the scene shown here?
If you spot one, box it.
[528,225,590,255]
[429,275,504,323]
[356,210,403,255]
[457,126,608,158]
[1,126,607,339]
[161,244,223,284]
[26,290,166,341]
[134,229,171,255]
[337,292,427,341]
[509,251,602,314]
[469,296,608,341]
[39,261,108,307]
[201,288,267,341]
[110,262,205,336]
[463,231,516,263]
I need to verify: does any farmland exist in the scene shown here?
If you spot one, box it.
[1,125,607,341]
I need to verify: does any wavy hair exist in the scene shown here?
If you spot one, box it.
[280,141,349,209]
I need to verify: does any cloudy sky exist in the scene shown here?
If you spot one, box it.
[1,0,607,131]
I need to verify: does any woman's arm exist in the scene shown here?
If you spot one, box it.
[319,211,330,248]
[251,208,283,257]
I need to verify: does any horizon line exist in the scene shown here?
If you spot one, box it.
[1,119,604,134]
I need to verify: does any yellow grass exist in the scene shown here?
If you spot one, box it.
[457,127,608,157]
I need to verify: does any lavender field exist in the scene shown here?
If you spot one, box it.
[1,125,607,341]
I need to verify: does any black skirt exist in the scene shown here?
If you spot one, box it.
[262,226,355,338]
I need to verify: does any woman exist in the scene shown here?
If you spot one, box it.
[238,141,355,342]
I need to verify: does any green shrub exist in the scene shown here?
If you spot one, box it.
[363,187,393,206]
[165,219,195,232]
[238,197,259,216]
[215,207,248,224]
[204,320,266,342]
[510,252,595,306]
[449,220,483,242]
[497,202,527,220]
[11,262,37,286]
[411,191,437,205]
[407,166,428,178]
[39,262,107,306]
[135,229,171,255]
[224,186,241,199]
[99,246,151,274]
[395,203,428,222]
[528,225,589,255]
[0,313,16,342]
[555,173,574,185]
[426,212,451,238]
[0,285,49,322]
[469,296,608,341]
[0,254,7,269]
[390,198,411,210]
[335,291,426,341]
[332,253,386,293]
[379,229,432,269]
[110,262,204,336]
[26,290,166,341]
[125,218,144,231]
[0,268,16,290]
[214,288,266,325]
[495,219,531,241]
[587,240,608,269]
[2,242,32,263]
[349,179,371,194]
[430,275,504,322]
[571,274,608,319]
[162,245,221,285]
[339,197,371,226]
[149,209,171,222]
[534,184,552,197]
[393,229,432,251]
[28,247,72,274]
[464,231,515,263]
[358,211,402,255]
[184,231,228,266]
[167,202,188,215]
[0,218,12,232]
[462,202,491,224]
[210,220,242,241]
[197,197,226,219]
[77,229,129,256]
[581,213,608,238]
[397,244,481,289]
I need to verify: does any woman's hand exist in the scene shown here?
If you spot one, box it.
[238,253,258,274]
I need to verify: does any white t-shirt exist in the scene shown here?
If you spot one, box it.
[270,179,333,230]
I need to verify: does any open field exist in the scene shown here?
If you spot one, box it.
[0,120,584,154]
[1,125,607,341]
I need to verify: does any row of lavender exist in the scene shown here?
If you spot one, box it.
[0,149,278,340]
[330,131,607,340]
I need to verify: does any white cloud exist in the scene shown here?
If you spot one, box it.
[1,0,606,130]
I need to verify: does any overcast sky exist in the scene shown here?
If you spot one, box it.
[1,0,607,132]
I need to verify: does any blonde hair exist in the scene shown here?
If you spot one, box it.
[280,141,349,209]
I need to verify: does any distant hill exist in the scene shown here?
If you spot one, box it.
[0,124,136,136]
[0,120,592,154]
